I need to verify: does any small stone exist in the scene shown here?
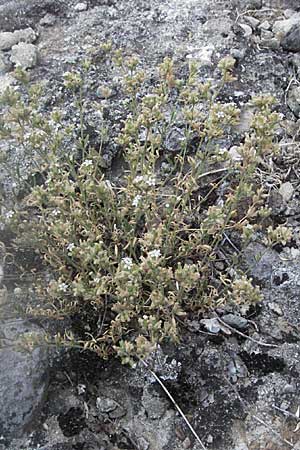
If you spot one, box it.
[0,53,7,74]
[239,23,253,38]
[74,2,88,11]
[259,20,271,31]
[10,43,38,69]
[183,437,191,448]
[245,0,262,9]
[0,74,14,94]
[287,86,300,118]
[268,302,283,316]
[281,24,300,52]
[221,314,248,331]
[228,146,242,162]
[279,182,294,202]
[244,16,260,29]
[283,383,296,394]
[186,45,214,66]
[207,435,214,444]
[108,405,126,419]
[230,47,246,61]
[96,397,119,413]
[0,27,37,51]
[273,15,300,36]
[40,13,56,27]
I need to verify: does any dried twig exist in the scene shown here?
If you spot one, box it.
[140,359,207,450]
[214,313,279,348]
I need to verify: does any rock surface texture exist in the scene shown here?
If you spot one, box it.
[1,1,300,450]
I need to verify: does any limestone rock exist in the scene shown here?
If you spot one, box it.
[281,24,300,52]
[0,27,37,51]
[0,320,49,438]
[10,42,38,68]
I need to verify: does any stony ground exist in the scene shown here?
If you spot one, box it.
[1,1,300,449]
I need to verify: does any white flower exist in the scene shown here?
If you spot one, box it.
[67,243,75,252]
[133,175,144,184]
[52,208,61,216]
[58,282,68,292]
[148,249,161,259]
[132,195,142,207]
[122,257,133,269]
[81,159,93,167]
[145,176,156,186]
[5,210,14,219]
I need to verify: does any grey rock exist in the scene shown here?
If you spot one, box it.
[245,0,262,9]
[244,16,260,30]
[0,27,37,51]
[165,127,186,153]
[0,74,15,94]
[279,181,294,202]
[243,242,279,284]
[258,20,271,31]
[0,320,49,438]
[186,44,214,66]
[141,387,168,420]
[273,14,300,36]
[74,2,88,11]
[10,42,38,68]
[0,53,6,74]
[239,23,253,38]
[281,24,300,52]
[40,13,56,27]
[221,314,248,331]
[287,85,300,118]
[96,396,119,413]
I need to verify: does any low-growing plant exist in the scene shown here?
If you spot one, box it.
[0,46,291,365]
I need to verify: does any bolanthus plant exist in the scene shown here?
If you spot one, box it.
[0,47,290,365]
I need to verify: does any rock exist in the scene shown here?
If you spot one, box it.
[281,24,300,52]
[279,181,294,202]
[239,23,253,38]
[245,0,262,9]
[0,27,37,51]
[0,320,49,438]
[287,85,300,118]
[165,127,186,153]
[0,74,14,94]
[40,13,56,27]
[0,53,6,74]
[244,16,260,30]
[243,242,279,285]
[96,396,119,413]
[221,314,248,330]
[141,387,168,420]
[10,42,38,69]
[273,15,300,36]
[74,2,88,12]
[258,20,271,31]
[268,302,283,316]
[186,45,214,66]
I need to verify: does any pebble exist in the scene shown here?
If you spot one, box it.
[268,302,283,316]
[281,24,300,52]
[244,15,260,30]
[0,27,37,51]
[10,42,38,69]
[221,314,248,331]
[287,85,300,118]
[273,15,300,36]
[239,23,253,38]
[186,45,214,66]
[74,2,88,11]
[279,181,294,202]
[245,0,262,9]
[259,20,271,31]
[40,13,56,27]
